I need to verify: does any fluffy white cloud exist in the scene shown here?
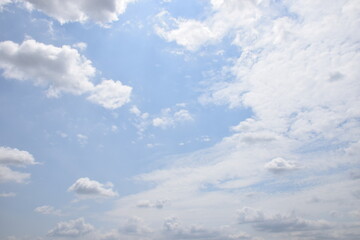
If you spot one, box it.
[87,79,132,110]
[0,39,132,109]
[34,205,62,216]
[68,177,118,199]
[0,39,95,97]
[48,218,94,238]
[264,157,298,174]
[155,0,263,50]
[0,146,37,166]
[17,0,136,26]
[0,146,37,184]
[0,165,30,183]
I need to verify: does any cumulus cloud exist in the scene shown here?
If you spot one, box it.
[0,146,37,183]
[0,39,132,109]
[237,207,331,233]
[0,146,37,166]
[264,157,298,174]
[87,79,132,109]
[0,39,95,97]
[47,218,94,238]
[34,205,62,216]
[15,0,136,26]
[68,177,118,199]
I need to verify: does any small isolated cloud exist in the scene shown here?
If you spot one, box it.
[87,79,132,110]
[0,39,95,98]
[34,205,62,216]
[16,0,136,26]
[0,192,16,197]
[136,199,166,209]
[76,134,88,145]
[0,146,37,183]
[264,157,298,174]
[152,109,193,129]
[48,218,94,238]
[68,177,118,199]
[237,207,331,233]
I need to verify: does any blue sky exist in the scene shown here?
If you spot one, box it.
[0,0,359,240]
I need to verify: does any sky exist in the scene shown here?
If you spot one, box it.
[0,0,359,239]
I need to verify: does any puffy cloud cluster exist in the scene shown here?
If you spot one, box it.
[264,157,298,174]
[0,39,95,97]
[1,0,136,25]
[0,39,132,109]
[87,79,132,109]
[0,146,37,183]
[47,218,94,238]
[68,177,118,199]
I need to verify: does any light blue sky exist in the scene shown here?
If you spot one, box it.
[0,1,360,240]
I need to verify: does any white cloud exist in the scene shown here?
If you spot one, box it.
[0,165,30,183]
[237,207,332,233]
[0,39,132,109]
[87,79,132,109]
[19,0,136,26]
[136,199,166,209]
[264,157,298,174]
[0,146,37,166]
[34,205,62,216]
[47,218,94,238]
[72,42,87,51]
[152,108,193,129]
[0,192,16,197]
[76,134,88,145]
[130,105,141,116]
[0,146,37,184]
[119,216,153,235]
[163,217,257,240]
[68,177,118,199]
[0,39,95,97]
[0,0,11,11]
[155,0,263,51]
